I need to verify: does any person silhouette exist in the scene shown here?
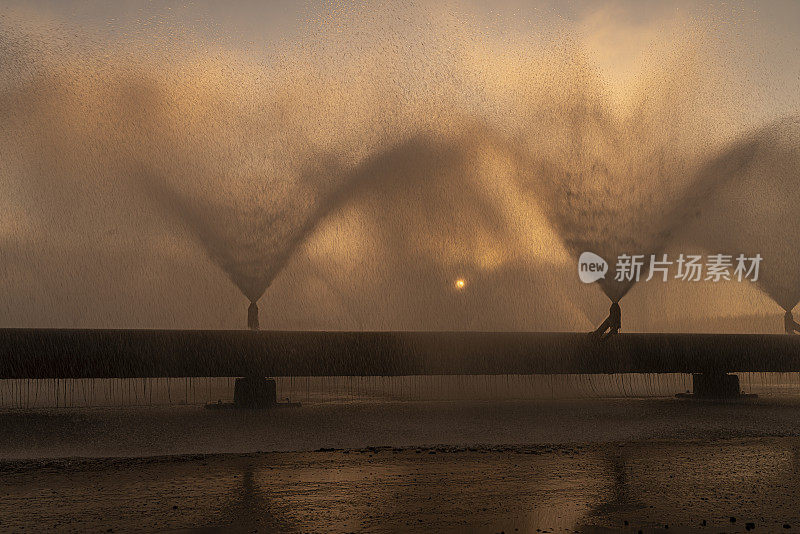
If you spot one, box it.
[784,310,800,334]
[594,301,621,341]
[248,301,259,331]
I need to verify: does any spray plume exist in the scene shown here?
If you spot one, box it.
[1,4,798,328]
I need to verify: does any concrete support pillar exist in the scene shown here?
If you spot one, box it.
[692,373,741,399]
[233,377,276,408]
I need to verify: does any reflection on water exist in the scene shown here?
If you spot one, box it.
[588,449,646,524]
[211,464,296,532]
[3,439,800,532]
[586,440,800,532]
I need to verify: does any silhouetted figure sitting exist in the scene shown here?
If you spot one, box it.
[785,310,800,334]
[594,302,621,341]
[248,301,259,331]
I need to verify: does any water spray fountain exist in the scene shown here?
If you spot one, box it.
[685,117,800,336]
[2,5,800,407]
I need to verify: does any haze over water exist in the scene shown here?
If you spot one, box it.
[0,0,798,331]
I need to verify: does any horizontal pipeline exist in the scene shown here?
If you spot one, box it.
[1,329,799,379]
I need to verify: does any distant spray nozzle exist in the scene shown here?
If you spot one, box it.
[784,310,800,335]
[593,301,621,341]
[248,302,259,331]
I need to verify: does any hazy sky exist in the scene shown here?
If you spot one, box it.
[0,1,797,331]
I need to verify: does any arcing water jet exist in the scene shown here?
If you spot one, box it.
[497,37,755,328]
[681,116,800,326]
[0,13,418,328]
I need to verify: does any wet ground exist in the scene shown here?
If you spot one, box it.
[4,397,800,532]
[2,439,800,532]
[6,396,800,459]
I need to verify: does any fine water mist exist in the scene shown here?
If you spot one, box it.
[683,116,800,312]
[1,3,798,329]
[507,50,752,303]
